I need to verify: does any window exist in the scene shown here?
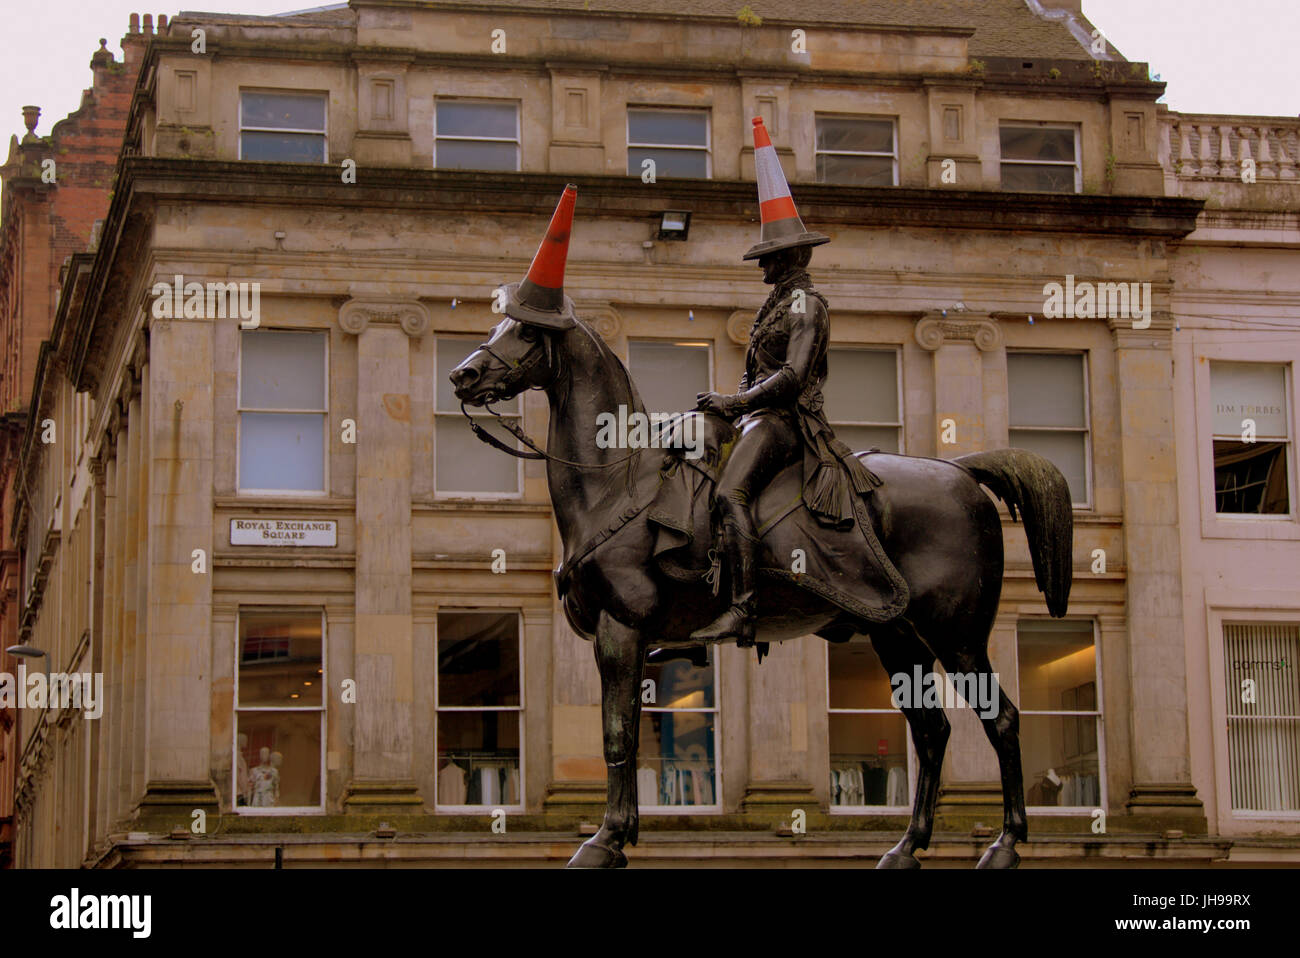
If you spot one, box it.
[825,348,902,454]
[640,657,719,808]
[434,337,521,496]
[1008,352,1090,506]
[238,329,327,494]
[434,99,520,171]
[999,123,1080,193]
[436,611,523,808]
[235,610,325,812]
[1223,623,1300,811]
[827,636,912,809]
[627,340,712,415]
[239,91,327,162]
[627,108,710,179]
[1017,620,1102,810]
[815,115,897,186]
[1211,361,1291,515]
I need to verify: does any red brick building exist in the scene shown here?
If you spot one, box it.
[0,16,150,868]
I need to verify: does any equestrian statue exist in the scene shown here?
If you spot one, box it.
[449,117,1074,870]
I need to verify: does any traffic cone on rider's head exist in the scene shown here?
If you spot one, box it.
[743,116,829,261]
[502,183,579,329]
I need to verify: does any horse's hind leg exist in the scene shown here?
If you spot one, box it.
[939,646,1027,869]
[567,611,645,869]
[870,625,949,870]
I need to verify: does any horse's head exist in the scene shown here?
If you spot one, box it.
[449,317,556,406]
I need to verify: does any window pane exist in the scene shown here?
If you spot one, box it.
[241,331,326,410]
[816,153,894,186]
[628,341,711,415]
[1000,126,1075,163]
[828,713,909,806]
[437,713,521,805]
[435,415,520,493]
[240,413,325,491]
[827,634,894,710]
[1211,362,1288,438]
[438,611,520,707]
[835,425,899,455]
[1021,715,1100,806]
[1008,353,1085,428]
[1009,429,1087,503]
[825,349,898,424]
[638,711,716,805]
[240,131,326,163]
[435,140,519,171]
[239,611,323,707]
[1223,623,1300,811]
[644,657,714,709]
[628,147,708,179]
[436,338,520,414]
[1017,620,1096,712]
[816,115,894,154]
[242,92,326,131]
[1001,163,1075,193]
[436,101,518,139]
[628,110,708,146]
[1214,441,1290,514]
[237,712,321,807]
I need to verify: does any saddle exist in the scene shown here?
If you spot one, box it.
[646,412,909,626]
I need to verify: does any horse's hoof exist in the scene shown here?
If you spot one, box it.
[876,849,921,870]
[976,843,1020,869]
[566,839,629,869]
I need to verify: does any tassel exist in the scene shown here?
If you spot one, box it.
[705,548,722,596]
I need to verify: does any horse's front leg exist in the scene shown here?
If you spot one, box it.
[567,611,645,868]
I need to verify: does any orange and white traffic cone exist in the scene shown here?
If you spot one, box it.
[744,116,829,260]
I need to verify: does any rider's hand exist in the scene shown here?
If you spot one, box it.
[696,391,743,421]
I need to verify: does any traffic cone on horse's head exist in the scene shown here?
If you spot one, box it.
[743,116,829,260]
[502,183,579,329]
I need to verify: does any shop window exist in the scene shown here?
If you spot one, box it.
[1223,623,1300,811]
[1017,620,1102,809]
[999,123,1080,193]
[639,657,719,808]
[434,99,520,171]
[235,610,325,811]
[825,348,902,454]
[1211,361,1291,515]
[436,611,523,808]
[815,114,897,186]
[827,636,911,808]
[435,337,521,496]
[240,91,327,162]
[1008,351,1091,506]
[238,329,327,494]
[627,108,710,179]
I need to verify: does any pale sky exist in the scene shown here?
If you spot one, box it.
[1,1,1296,167]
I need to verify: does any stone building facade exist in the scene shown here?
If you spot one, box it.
[0,26,146,867]
[4,0,1297,866]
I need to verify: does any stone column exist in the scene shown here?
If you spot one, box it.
[738,640,818,818]
[915,313,1010,826]
[340,299,429,813]
[136,319,220,827]
[1109,315,1204,831]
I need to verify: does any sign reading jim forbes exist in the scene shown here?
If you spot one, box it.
[230,518,337,547]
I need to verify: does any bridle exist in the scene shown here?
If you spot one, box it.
[459,332,642,470]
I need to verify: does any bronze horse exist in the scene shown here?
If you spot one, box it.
[450,313,1073,869]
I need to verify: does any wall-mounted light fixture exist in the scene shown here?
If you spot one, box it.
[656,211,691,241]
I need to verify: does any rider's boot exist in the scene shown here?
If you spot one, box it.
[689,512,758,646]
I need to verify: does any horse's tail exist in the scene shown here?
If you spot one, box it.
[952,448,1073,617]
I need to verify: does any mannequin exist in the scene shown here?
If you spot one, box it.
[249,746,281,807]
[236,732,251,806]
